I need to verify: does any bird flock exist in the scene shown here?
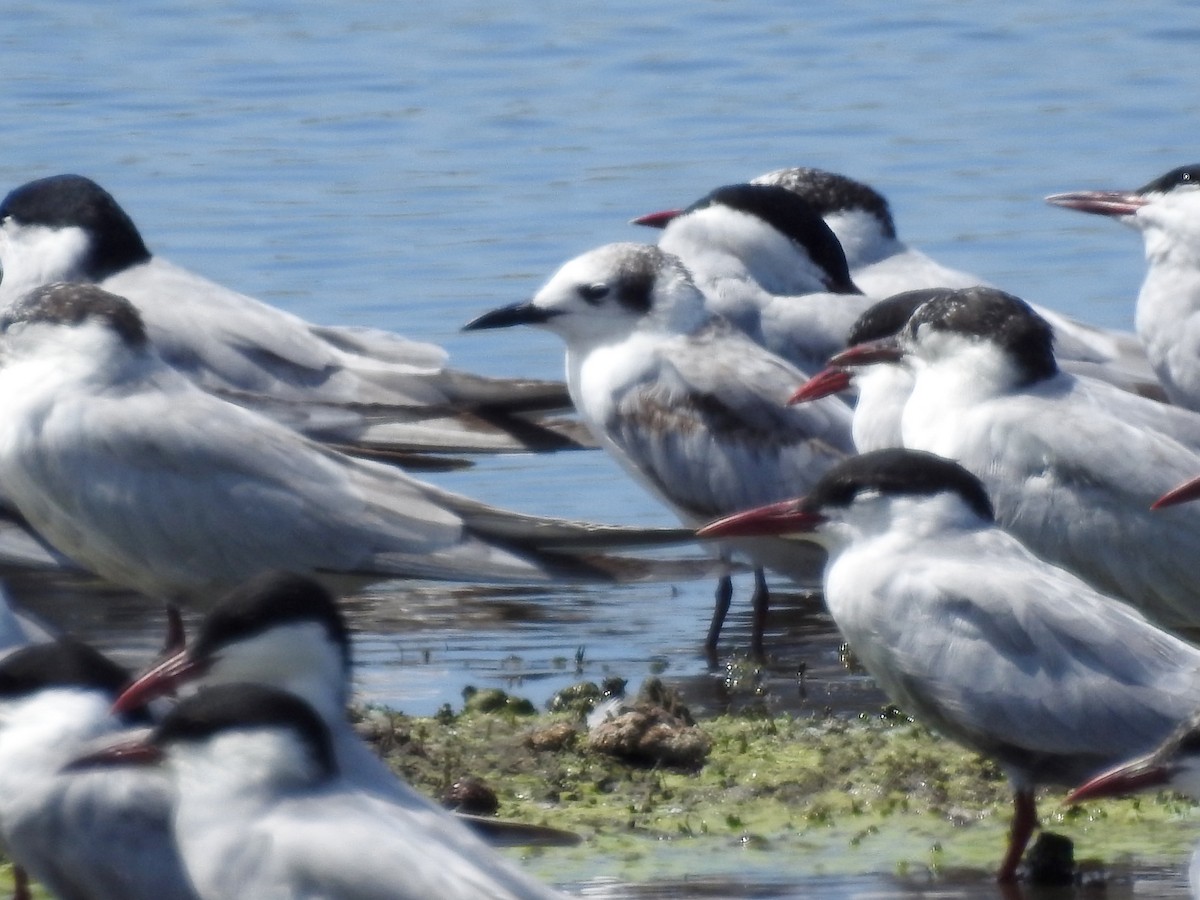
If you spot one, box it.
[0,164,1199,895]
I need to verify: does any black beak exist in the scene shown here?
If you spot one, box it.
[462,302,563,332]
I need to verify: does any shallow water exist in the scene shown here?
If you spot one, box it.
[2,0,1200,895]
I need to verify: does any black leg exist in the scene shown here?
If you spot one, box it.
[750,567,769,663]
[705,575,733,666]
[162,603,186,656]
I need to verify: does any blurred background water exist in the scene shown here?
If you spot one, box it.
[1,1,1198,895]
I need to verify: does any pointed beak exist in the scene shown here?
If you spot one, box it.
[61,737,164,773]
[462,302,563,332]
[1151,475,1200,511]
[630,208,683,228]
[697,498,825,539]
[789,367,853,405]
[1066,756,1171,804]
[1044,190,1149,218]
[112,649,206,715]
[829,337,904,367]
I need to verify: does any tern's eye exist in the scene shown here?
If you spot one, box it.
[578,283,610,305]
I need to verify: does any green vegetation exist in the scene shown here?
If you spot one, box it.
[360,684,1200,887]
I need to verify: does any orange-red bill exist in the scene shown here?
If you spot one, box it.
[697,498,824,539]
[1151,475,1200,511]
[789,367,852,405]
[112,650,207,715]
[828,337,903,368]
[1066,758,1169,805]
[1044,190,1149,218]
[630,208,683,228]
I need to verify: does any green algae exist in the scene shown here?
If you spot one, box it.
[361,689,1200,886]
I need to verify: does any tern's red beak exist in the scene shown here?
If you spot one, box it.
[62,737,164,773]
[112,649,207,715]
[1151,475,1200,511]
[697,498,825,539]
[828,337,904,368]
[630,208,683,228]
[1044,190,1149,218]
[1066,756,1170,804]
[789,367,853,405]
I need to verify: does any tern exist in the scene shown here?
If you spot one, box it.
[77,683,567,899]
[633,182,871,373]
[832,285,1200,627]
[0,281,702,608]
[700,448,1200,882]
[113,571,581,849]
[1047,164,1200,410]
[0,173,588,457]
[636,168,1152,384]
[464,242,854,659]
[0,639,194,900]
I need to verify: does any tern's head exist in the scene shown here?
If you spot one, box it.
[1069,708,1200,805]
[698,448,994,549]
[1046,165,1200,263]
[115,572,351,723]
[0,638,149,734]
[633,182,860,297]
[75,683,337,793]
[0,282,149,368]
[0,175,150,297]
[752,167,897,268]
[463,243,711,346]
[898,287,1058,388]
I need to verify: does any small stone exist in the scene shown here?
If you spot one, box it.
[443,776,500,816]
[587,706,711,769]
[525,721,578,752]
[1022,831,1075,885]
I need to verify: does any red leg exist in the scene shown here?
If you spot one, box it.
[997,788,1037,883]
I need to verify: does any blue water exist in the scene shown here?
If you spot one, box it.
[2,2,1199,895]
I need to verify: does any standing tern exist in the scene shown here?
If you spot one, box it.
[1047,164,1200,410]
[836,285,1200,627]
[0,173,588,456]
[700,448,1200,882]
[464,242,854,660]
[0,639,195,900]
[0,281,701,607]
[78,683,567,899]
[113,571,580,849]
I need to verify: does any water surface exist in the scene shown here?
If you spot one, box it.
[2,1,1198,894]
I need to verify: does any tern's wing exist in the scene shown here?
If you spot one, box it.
[6,379,701,598]
[11,766,194,900]
[756,292,873,374]
[602,325,855,520]
[3,385,468,591]
[236,789,565,900]
[849,248,989,296]
[105,259,580,453]
[931,389,1200,627]
[844,537,1200,785]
